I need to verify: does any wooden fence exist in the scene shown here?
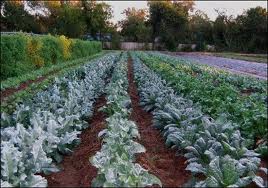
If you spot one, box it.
[103,42,153,50]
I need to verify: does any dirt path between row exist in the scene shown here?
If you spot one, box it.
[1,72,55,101]
[43,95,107,187]
[1,55,102,101]
[127,56,190,187]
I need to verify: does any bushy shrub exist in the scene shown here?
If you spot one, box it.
[111,33,121,50]
[0,34,34,80]
[70,39,84,59]
[165,37,177,51]
[196,41,206,51]
[59,35,71,60]
[71,39,101,59]
[181,45,193,52]
[0,34,102,80]
[40,35,63,65]
[27,36,44,67]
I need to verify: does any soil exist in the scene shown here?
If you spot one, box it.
[43,95,107,187]
[247,158,268,188]
[240,88,258,97]
[127,56,190,187]
[1,57,96,101]
[1,69,61,101]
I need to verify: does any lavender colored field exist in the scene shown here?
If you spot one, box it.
[167,52,267,80]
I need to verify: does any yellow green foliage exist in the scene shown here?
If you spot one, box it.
[27,37,44,67]
[1,33,102,80]
[59,35,71,60]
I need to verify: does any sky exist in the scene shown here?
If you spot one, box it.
[104,1,267,23]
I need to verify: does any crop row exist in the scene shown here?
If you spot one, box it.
[148,52,266,93]
[130,52,267,187]
[0,53,118,187]
[0,52,106,92]
[90,52,161,187]
[136,51,267,155]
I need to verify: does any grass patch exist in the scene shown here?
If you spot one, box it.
[210,52,267,63]
[1,52,111,113]
[1,52,106,91]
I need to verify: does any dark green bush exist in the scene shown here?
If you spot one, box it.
[0,34,102,80]
[0,34,33,80]
[70,40,101,59]
[110,33,121,50]
[181,45,193,52]
[40,35,63,65]
[196,41,206,51]
[165,37,177,51]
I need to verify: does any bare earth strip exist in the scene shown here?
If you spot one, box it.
[164,52,267,80]
[127,56,190,187]
[43,95,107,187]
[1,54,105,101]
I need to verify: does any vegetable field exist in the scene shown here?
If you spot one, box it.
[1,51,267,187]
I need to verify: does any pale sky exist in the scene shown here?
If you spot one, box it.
[103,1,267,23]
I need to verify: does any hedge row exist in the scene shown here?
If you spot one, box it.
[0,34,102,80]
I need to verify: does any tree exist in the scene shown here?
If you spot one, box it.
[148,0,194,50]
[173,0,195,13]
[239,7,267,52]
[1,0,113,39]
[106,23,121,49]
[52,5,86,38]
[119,7,152,42]
[188,10,213,50]
[1,1,40,32]
[212,9,228,50]
[81,1,113,39]
[212,7,267,53]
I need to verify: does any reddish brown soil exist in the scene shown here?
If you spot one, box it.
[240,88,257,97]
[249,158,268,187]
[1,70,61,101]
[248,161,268,188]
[43,95,107,187]
[127,56,190,187]
[1,57,95,101]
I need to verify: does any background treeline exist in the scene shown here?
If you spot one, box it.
[1,34,101,80]
[1,0,267,53]
[0,1,115,39]
[119,1,267,53]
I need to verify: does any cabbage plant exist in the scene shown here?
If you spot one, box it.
[1,53,119,187]
[130,52,266,187]
[90,54,162,187]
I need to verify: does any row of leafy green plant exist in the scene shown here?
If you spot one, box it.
[1,53,108,114]
[130,52,267,187]
[1,33,102,80]
[0,53,118,187]
[136,51,267,155]
[148,52,267,93]
[0,52,106,92]
[90,52,162,187]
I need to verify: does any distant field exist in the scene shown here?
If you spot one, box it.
[209,52,267,63]
[162,51,267,79]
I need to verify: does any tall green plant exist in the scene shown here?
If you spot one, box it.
[0,34,102,80]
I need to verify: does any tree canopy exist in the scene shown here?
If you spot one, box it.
[1,0,113,39]
[119,7,151,42]
[148,0,195,50]
[1,1,267,53]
